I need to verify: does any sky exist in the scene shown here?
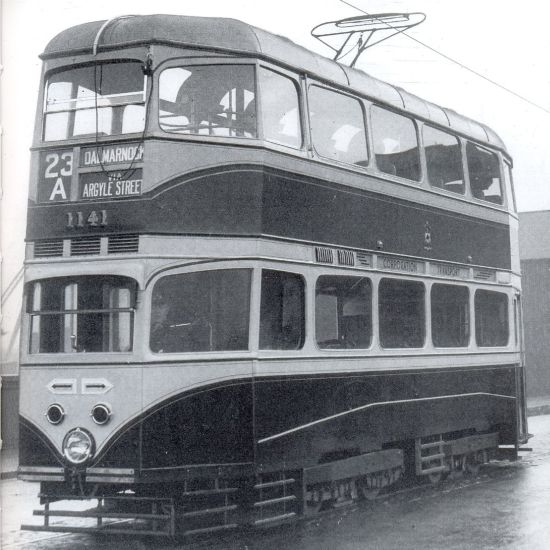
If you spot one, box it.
[2,0,550,368]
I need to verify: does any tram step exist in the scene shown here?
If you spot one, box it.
[420,453,445,462]
[419,441,445,450]
[254,512,296,525]
[21,524,170,537]
[181,504,238,518]
[33,509,170,520]
[254,478,296,490]
[253,495,297,507]
[183,523,238,537]
[180,487,238,497]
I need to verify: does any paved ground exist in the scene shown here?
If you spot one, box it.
[1,413,550,549]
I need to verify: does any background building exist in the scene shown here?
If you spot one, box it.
[519,210,550,397]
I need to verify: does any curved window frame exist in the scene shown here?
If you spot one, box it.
[466,141,504,205]
[43,61,147,142]
[315,274,373,350]
[149,267,253,354]
[474,289,509,347]
[422,125,465,195]
[430,283,470,348]
[378,277,426,349]
[158,62,257,139]
[27,275,137,354]
[258,66,303,150]
[308,84,369,167]
[370,104,422,182]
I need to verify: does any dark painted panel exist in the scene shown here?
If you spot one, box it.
[27,165,511,269]
[139,383,254,468]
[19,418,64,467]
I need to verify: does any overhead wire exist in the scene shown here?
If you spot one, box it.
[339,0,550,115]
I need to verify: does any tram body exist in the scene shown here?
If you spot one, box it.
[18,15,528,536]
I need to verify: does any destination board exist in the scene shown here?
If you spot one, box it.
[80,143,144,167]
[79,169,143,199]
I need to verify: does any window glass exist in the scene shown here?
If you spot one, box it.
[379,279,425,348]
[466,142,503,204]
[260,270,305,350]
[150,269,251,353]
[431,284,469,347]
[503,161,517,212]
[159,65,256,138]
[371,106,421,181]
[423,126,464,194]
[28,277,136,353]
[44,62,145,141]
[316,276,372,349]
[309,86,368,165]
[259,68,301,148]
[475,290,509,347]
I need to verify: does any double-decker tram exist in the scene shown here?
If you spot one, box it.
[19,15,528,537]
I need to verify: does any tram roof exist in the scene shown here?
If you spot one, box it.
[43,14,505,150]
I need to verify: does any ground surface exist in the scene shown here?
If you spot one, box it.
[2,415,549,549]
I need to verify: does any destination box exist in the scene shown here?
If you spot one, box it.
[80,143,144,167]
[79,169,143,199]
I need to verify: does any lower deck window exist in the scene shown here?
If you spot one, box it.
[28,276,135,353]
[260,270,305,350]
[150,269,251,353]
[431,284,469,347]
[316,275,372,349]
[475,290,509,346]
[379,279,425,348]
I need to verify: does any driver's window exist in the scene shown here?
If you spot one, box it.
[315,275,372,349]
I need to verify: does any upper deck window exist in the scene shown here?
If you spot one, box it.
[503,161,517,212]
[150,269,251,353]
[159,65,256,138]
[423,126,465,194]
[28,276,136,353]
[259,68,301,148]
[466,142,503,205]
[44,62,145,141]
[308,86,368,166]
[371,106,421,181]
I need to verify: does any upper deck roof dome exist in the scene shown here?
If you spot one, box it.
[43,14,506,151]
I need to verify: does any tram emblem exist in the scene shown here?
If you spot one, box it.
[424,221,432,251]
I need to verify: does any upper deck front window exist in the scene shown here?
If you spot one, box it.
[28,276,136,353]
[44,62,146,141]
[159,65,256,137]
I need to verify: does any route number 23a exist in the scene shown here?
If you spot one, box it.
[44,151,73,201]
[45,152,73,178]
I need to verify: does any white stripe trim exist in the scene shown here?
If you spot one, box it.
[257,392,516,444]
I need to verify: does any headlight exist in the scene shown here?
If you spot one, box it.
[62,428,94,464]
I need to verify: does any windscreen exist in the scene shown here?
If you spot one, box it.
[43,62,146,141]
[28,276,136,353]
